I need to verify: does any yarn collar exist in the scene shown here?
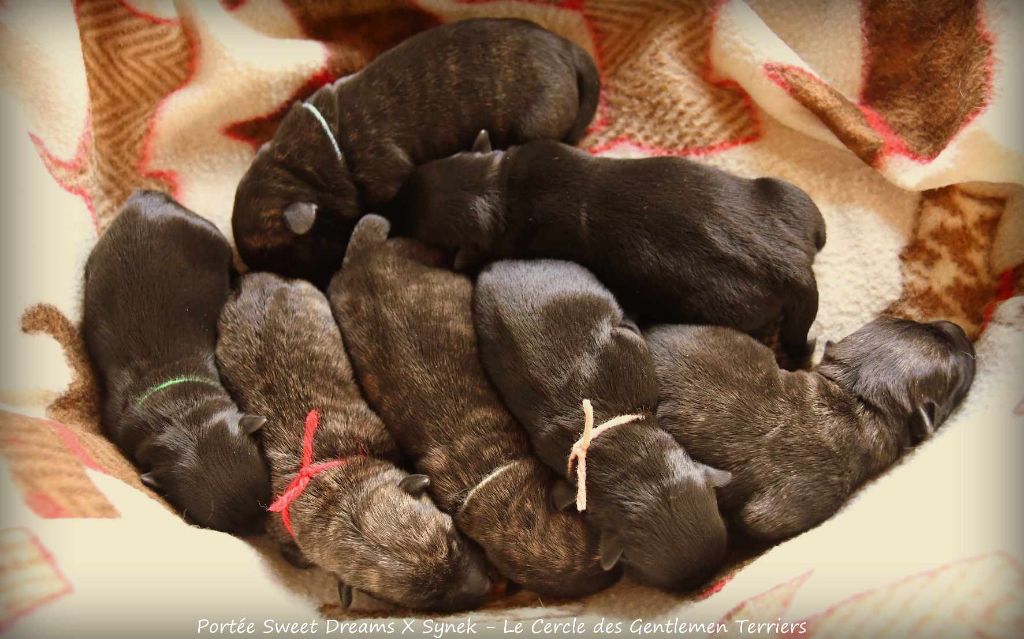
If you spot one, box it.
[268,409,363,539]
[136,375,221,406]
[301,102,344,162]
[567,399,644,511]
[458,458,529,513]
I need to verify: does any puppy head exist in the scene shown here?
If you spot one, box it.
[818,316,976,442]
[232,103,359,285]
[588,431,730,591]
[298,464,491,612]
[145,410,270,535]
[456,458,617,598]
[388,130,502,252]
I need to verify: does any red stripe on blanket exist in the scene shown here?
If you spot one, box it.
[136,13,202,201]
[0,528,73,632]
[46,421,106,474]
[28,123,99,233]
[222,65,336,151]
[979,268,1020,335]
[114,0,179,25]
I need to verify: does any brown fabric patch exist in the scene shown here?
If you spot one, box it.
[223,2,438,150]
[888,186,1006,338]
[20,304,100,434]
[285,0,440,77]
[764,63,884,166]
[75,0,194,229]
[862,0,992,160]
[0,528,73,631]
[0,412,118,519]
[583,0,758,154]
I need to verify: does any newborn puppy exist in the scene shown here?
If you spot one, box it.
[474,259,731,591]
[82,190,269,534]
[647,317,976,541]
[393,136,826,364]
[328,216,616,598]
[216,272,490,612]
[233,18,599,285]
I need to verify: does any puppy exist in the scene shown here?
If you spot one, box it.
[216,272,490,612]
[647,317,976,541]
[392,136,826,364]
[82,190,269,534]
[232,18,599,286]
[328,215,616,598]
[474,259,731,592]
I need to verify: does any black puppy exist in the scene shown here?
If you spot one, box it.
[232,18,599,285]
[647,317,976,541]
[392,136,826,364]
[216,272,490,612]
[81,190,269,534]
[475,259,731,592]
[329,216,615,598]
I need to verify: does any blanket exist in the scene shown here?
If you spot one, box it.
[1,1,1022,636]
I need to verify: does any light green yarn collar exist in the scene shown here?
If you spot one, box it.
[136,376,220,406]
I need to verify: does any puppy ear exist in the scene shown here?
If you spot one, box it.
[598,532,624,571]
[471,129,492,153]
[702,465,733,488]
[338,582,353,609]
[342,214,391,269]
[909,400,937,443]
[550,479,577,511]
[398,474,430,496]
[140,472,160,491]
[283,202,318,235]
[823,340,836,356]
[239,415,266,436]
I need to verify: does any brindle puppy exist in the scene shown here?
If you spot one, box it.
[328,215,616,598]
[82,190,269,534]
[474,259,731,592]
[647,317,976,541]
[391,136,826,365]
[232,18,600,286]
[216,272,490,612]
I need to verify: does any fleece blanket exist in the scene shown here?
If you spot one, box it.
[1,1,1022,637]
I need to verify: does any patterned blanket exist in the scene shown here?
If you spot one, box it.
[1,1,1022,636]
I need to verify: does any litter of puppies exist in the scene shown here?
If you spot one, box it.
[81,18,977,612]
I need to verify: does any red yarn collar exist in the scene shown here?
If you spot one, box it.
[268,409,362,538]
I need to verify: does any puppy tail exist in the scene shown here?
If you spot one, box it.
[565,44,601,145]
[342,214,390,268]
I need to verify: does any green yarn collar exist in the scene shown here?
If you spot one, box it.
[136,375,220,405]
